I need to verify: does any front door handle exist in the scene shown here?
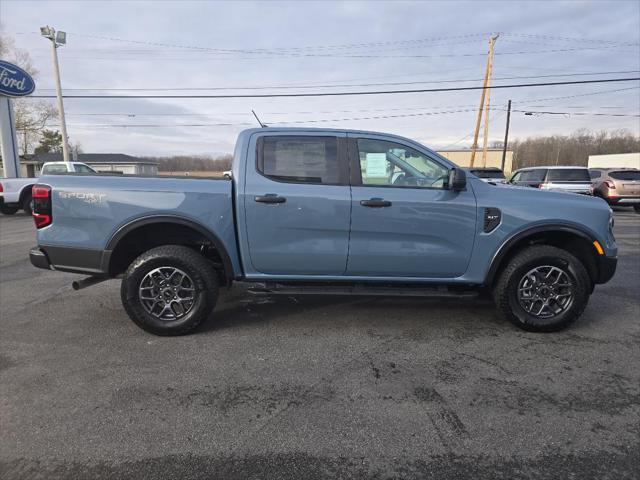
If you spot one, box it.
[254,194,286,204]
[360,198,392,208]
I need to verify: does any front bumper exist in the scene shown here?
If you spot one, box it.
[595,255,617,284]
[30,247,53,270]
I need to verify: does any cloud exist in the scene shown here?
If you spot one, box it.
[3,0,639,155]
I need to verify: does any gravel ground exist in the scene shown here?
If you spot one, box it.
[1,210,638,479]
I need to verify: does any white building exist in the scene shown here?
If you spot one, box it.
[588,153,640,169]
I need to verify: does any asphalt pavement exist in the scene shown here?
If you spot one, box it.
[1,210,638,479]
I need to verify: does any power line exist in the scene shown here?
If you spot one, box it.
[512,85,640,104]
[514,109,639,117]
[61,85,640,117]
[48,107,640,129]
[34,70,640,92]
[28,77,640,99]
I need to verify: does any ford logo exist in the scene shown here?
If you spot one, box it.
[0,59,36,97]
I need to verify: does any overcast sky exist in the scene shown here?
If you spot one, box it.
[1,0,639,156]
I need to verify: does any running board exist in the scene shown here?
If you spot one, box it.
[247,282,479,298]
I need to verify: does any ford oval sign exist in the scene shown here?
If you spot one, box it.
[0,60,36,97]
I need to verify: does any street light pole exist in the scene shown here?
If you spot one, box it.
[501,100,512,171]
[41,26,70,164]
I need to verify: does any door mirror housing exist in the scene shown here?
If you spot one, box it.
[449,168,467,191]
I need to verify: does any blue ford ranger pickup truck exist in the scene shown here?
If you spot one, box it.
[29,128,617,335]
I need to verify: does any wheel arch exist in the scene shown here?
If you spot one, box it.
[105,215,235,284]
[18,183,36,203]
[485,223,602,288]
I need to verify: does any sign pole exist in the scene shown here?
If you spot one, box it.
[0,96,21,178]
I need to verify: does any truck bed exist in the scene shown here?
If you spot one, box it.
[35,174,241,275]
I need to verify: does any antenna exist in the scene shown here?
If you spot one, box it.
[252,110,267,127]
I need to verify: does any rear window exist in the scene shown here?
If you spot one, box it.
[471,169,505,179]
[589,170,602,179]
[546,169,590,182]
[258,136,340,184]
[609,170,640,181]
[41,164,68,174]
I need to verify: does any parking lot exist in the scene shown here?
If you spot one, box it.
[0,210,638,479]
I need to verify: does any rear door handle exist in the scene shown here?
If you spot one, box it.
[360,198,392,207]
[254,194,286,204]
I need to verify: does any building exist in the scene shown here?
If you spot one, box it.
[436,149,514,174]
[587,153,640,169]
[32,153,158,175]
[1,153,159,177]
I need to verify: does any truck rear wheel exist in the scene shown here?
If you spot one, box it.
[120,245,219,335]
[493,245,591,332]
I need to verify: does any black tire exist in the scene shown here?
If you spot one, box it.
[0,204,19,215]
[120,245,219,335]
[22,193,33,215]
[493,245,591,332]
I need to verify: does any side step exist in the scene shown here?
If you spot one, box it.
[247,282,479,298]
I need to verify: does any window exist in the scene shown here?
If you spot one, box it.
[589,170,602,179]
[41,164,68,175]
[357,138,450,189]
[471,169,505,179]
[546,168,590,182]
[74,164,96,174]
[258,136,340,184]
[609,170,640,180]
[520,169,547,182]
[510,172,522,182]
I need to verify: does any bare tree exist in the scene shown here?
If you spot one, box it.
[1,32,58,156]
[511,129,640,169]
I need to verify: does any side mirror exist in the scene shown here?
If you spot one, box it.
[449,168,467,191]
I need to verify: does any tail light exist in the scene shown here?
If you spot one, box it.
[538,183,547,189]
[0,182,3,193]
[32,184,52,229]
[604,180,615,189]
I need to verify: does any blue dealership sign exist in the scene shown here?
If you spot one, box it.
[0,59,36,97]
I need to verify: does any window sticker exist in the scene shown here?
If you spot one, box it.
[365,153,387,177]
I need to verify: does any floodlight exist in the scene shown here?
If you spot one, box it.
[55,31,67,45]
[40,26,54,38]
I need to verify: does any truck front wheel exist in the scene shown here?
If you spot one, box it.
[493,245,591,332]
[120,245,219,335]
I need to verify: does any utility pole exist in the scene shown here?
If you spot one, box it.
[501,99,511,171]
[470,33,499,167]
[40,26,70,164]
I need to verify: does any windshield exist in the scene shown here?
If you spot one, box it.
[471,169,505,179]
[609,170,640,180]
[546,169,590,182]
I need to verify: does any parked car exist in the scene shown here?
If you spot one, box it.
[0,162,96,215]
[509,166,593,195]
[41,162,97,175]
[465,167,507,184]
[590,168,640,212]
[30,128,616,335]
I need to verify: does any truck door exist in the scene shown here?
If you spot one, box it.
[243,132,351,275]
[346,135,477,278]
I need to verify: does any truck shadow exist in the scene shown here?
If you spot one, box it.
[198,291,500,335]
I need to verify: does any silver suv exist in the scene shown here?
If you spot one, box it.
[509,166,593,195]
